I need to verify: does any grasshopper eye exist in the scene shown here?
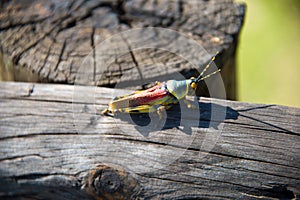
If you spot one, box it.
[191,82,197,89]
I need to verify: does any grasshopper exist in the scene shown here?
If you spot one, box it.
[102,53,221,117]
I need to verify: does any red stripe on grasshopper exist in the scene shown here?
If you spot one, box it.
[129,83,169,107]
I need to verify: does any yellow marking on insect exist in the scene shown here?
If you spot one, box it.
[200,52,218,77]
[211,51,219,61]
[102,52,221,117]
[199,69,221,81]
[191,82,197,89]
[124,105,158,113]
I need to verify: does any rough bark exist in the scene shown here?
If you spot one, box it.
[0,82,299,199]
[0,0,246,100]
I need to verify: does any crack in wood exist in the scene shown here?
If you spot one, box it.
[239,113,298,135]
[0,16,50,31]
[116,0,132,27]
[0,0,245,101]
[39,39,55,76]
[141,174,254,193]
[119,33,145,88]
[91,26,96,83]
[243,184,296,199]
[0,75,299,199]
[205,150,300,171]
[0,154,45,162]
[53,39,66,73]
[12,24,58,65]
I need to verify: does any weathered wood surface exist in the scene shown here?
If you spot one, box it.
[0,0,246,100]
[0,82,299,199]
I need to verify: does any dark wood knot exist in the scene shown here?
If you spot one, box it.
[82,163,140,200]
[94,168,121,194]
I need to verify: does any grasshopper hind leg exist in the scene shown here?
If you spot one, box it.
[101,108,109,115]
[101,108,115,117]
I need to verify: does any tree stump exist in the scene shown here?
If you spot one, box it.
[0,0,245,100]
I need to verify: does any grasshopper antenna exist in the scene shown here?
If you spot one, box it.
[197,68,221,82]
[195,52,220,83]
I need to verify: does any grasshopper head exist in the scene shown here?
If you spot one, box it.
[166,79,193,100]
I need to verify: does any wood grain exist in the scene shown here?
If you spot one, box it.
[0,0,246,100]
[0,82,299,199]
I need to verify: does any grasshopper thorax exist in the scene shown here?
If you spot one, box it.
[166,79,193,100]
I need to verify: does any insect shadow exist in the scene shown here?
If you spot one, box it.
[115,98,239,136]
[234,105,296,135]
[113,99,295,137]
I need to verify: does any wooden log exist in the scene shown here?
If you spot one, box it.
[0,0,246,100]
[0,82,299,199]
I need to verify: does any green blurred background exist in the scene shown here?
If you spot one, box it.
[237,0,300,107]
